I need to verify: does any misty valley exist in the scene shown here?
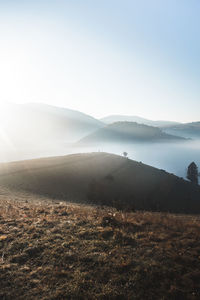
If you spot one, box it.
[1,2,200,299]
[73,140,200,179]
[0,103,199,182]
[1,138,199,180]
[1,1,200,299]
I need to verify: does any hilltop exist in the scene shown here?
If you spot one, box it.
[0,152,199,214]
[101,115,180,127]
[79,122,185,145]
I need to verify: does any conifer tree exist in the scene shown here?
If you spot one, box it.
[187,162,198,184]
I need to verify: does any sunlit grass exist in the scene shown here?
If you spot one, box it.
[0,191,200,299]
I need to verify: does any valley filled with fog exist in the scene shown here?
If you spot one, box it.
[1,140,199,180]
[74,140,200,179]
[0,103,199,180]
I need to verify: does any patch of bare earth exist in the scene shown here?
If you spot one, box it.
[0,192,200,299]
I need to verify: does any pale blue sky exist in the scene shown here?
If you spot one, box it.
[0,0,200,122]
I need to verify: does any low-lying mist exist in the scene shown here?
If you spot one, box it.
[74,140,200,179]
[0,103,199,178]
[1,140,199,180]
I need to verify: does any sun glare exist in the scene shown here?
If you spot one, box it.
[0,102,12,124]
[0,101,17,148]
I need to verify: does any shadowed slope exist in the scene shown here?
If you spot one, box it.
[0,152,200,213]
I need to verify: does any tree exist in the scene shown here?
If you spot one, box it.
[123,152,128,158]
[187,162,198,184]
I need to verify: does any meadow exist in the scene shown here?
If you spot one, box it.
[0,189,200,299]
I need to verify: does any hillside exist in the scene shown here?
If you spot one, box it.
[101,115,180,127]
[79,122,185,145]
[0,103,104,147]
[0,193,200,299]
[0,152,200,214]
[163,122,200,139]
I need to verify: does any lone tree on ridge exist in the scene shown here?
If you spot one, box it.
[123,152,128,158]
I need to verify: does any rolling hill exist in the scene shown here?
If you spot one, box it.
[101,115,180,127]
[0,152,199,214]
[78,122,185,145]
[0,103,104,147]
[163,122,200,139]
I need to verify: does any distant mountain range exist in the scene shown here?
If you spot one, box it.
[162,122,200,139]
[0,103,198,160]
[79,122,185,145]
[101,115,200,140]
[0,103,104,148]
[100,115,180,127]
[1,152,200,214]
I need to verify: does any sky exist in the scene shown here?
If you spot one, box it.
[0,0,200,122]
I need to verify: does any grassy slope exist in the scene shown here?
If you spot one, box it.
[0,153,200,214]
[0,192,200,299]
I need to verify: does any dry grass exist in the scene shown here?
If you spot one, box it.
[0,190,200,299]
[1,152,200,214]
